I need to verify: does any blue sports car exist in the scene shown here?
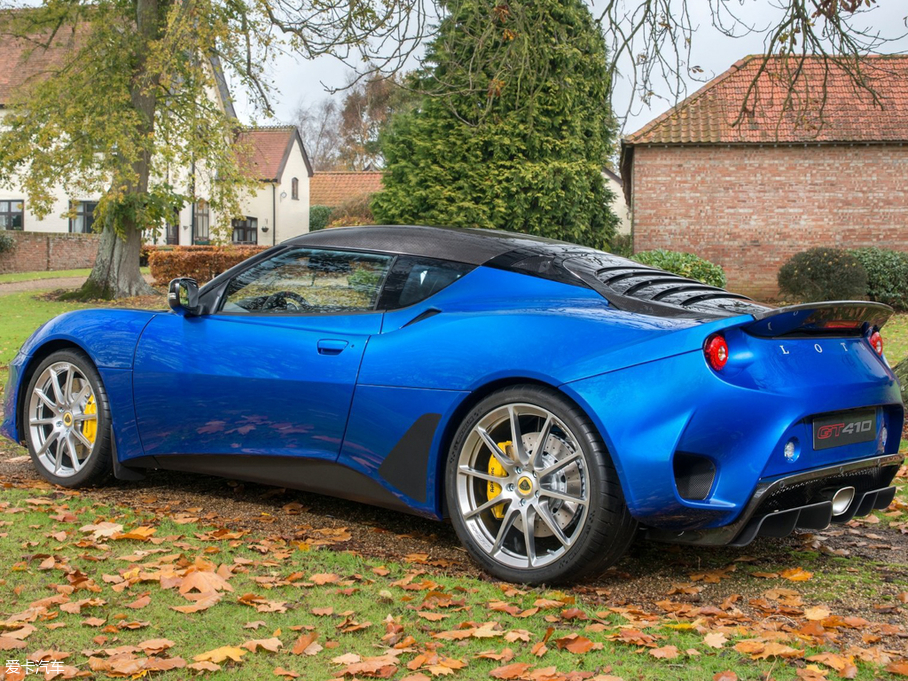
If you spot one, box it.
[1,225,903,584]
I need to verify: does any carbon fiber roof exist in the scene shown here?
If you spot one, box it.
[289,225,563,265]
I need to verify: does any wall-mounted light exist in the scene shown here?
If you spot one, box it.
[280,191,288,200]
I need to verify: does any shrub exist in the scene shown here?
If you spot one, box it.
[777,247,867,302]
[0,231,15,255]
[850,247,908,310]
[309,205,334,232]
[632,249,727,288]
[328,194,375,228]
[148,246,267,286]
[608,233,633,259]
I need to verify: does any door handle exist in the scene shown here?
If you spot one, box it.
[317,339,349,355]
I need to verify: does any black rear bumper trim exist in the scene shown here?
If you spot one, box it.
[647,453,902,546]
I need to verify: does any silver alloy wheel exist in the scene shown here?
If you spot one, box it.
[28,361,98,478]
[455,403,590,569]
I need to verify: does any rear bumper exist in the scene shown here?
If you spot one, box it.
[646,453,902,546]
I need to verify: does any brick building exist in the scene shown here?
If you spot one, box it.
[621,55,908,299]
[309,171,384,209]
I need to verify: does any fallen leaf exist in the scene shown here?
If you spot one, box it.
[180,570,233,595]
[490,662,533,679]
[242,637,283,653]
[126,595,151,610]
[553,634,596,654]
[804,606,831,621]
[80,522,123,540]
[649,645,680,659]
[193,646,246,664]
[475,648,514,663]
[171,594,221,613]
[187,660,221,672]
[292,632,322,656]
[137,639,175,654]
[116,526,157,541]
[886,662,908,676]
[703,632,727,649]
[807,652,857,677]
[780,567,813,582]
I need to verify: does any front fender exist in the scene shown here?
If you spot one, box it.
[18,309,159,369]
[2,308,159,449]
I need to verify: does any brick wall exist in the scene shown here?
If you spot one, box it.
[629,144,908,299]
[0,231,99,274]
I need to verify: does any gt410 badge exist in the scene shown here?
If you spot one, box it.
[813,410,877,451]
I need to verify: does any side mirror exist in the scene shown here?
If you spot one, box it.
[168,277,200,317]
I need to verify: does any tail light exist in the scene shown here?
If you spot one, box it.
[869,330,883,356]
[704,334,729,371]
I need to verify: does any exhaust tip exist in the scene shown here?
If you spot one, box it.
[831,486,856,516]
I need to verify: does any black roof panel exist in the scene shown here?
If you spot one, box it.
[289,225,535,265]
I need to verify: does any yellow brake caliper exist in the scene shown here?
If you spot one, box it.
[487,441,512,519]
[81,395,98,445]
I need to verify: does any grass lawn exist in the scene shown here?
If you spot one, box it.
[1,291,908,679]
[0,292,95,367]
[0,483,906,681]
[886,314,908,366]
[0,267,150,285]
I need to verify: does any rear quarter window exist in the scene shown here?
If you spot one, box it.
[378,257,474,310]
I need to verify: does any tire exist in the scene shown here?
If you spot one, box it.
[23,349,113,488]
[446,384,636,584]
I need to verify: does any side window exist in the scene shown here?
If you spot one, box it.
[378,256,474,310]
[221,248,393,314]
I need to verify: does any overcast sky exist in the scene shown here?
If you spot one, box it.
[232,1,908,138]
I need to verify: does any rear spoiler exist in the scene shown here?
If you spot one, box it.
[743,301,893,338]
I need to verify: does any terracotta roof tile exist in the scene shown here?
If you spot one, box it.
[310,171,384,207]
[0,24,86,105]
[625,54,908,145]
[236,127,300,181]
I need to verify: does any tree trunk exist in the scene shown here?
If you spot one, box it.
[68,224,155,299]
[66,0,161,301]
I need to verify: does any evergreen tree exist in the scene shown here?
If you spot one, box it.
[373,0,619,249]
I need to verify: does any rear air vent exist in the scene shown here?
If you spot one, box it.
[673,453,717,501]
[594,266,752,310]
[561,256,768,319]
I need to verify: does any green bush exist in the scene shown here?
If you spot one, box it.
[777,247,867,302]
[609,233,633,259]
[309,205,334,232]
[632,249,727,288]
[329,194,374,228]
[851,247,908,310]
[0,231,15,255]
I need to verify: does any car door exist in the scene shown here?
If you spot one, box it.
[131,247,393,463]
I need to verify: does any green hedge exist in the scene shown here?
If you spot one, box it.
[632,249,727,288]
[309,205,334,232]
[0,232,15,255]
[777,247,867,302]
[850,247,908,310]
